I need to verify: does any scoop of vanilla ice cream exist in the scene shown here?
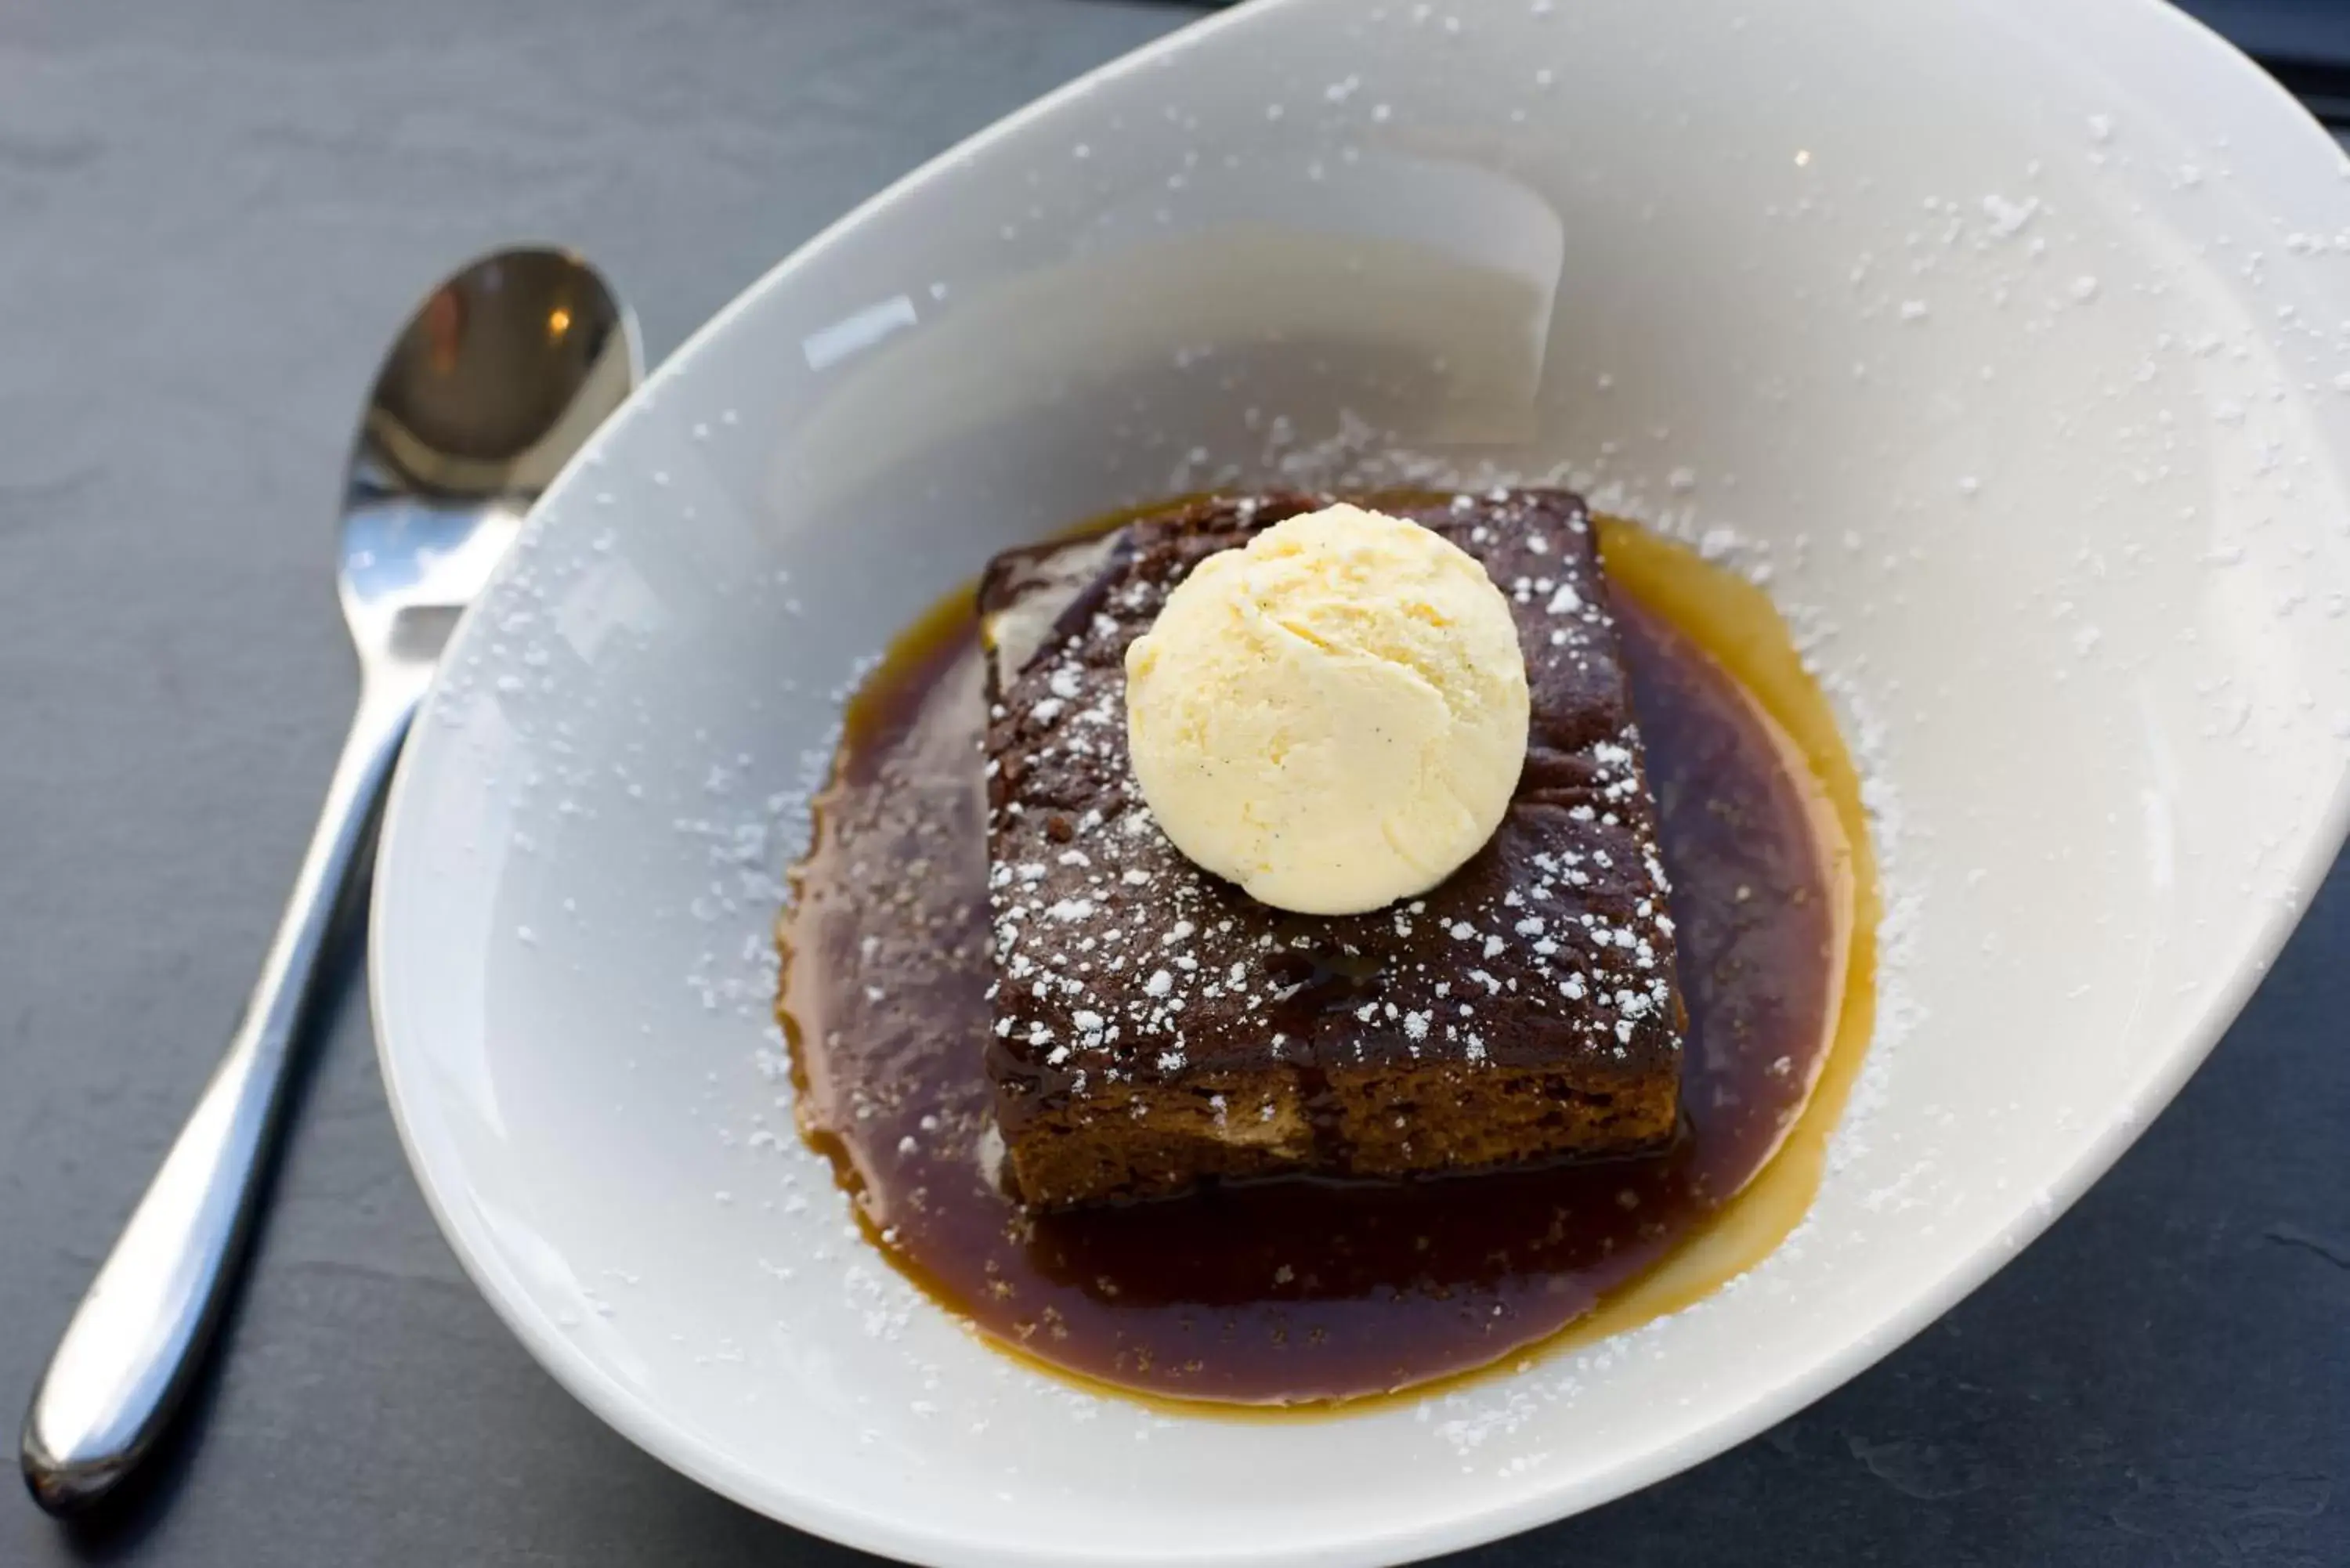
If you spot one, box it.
[1123,504,1530,916]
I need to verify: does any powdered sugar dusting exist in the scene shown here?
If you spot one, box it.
[984,493,1686,1140]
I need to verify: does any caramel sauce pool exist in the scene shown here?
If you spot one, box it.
[777,514,1878,1409]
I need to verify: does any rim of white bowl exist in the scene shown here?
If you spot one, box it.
[371,1,2350,1563]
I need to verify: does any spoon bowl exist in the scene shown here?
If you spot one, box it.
[342,249,638,669]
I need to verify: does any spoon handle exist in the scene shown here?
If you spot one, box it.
[20,672,425,1513]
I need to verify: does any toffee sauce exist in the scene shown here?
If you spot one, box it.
[777,516,1877,1408]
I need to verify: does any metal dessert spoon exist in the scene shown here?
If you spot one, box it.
[20,247,642,1514]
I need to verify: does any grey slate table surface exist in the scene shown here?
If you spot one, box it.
[2,2,2345,1563]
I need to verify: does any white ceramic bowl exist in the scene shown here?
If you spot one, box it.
[371,1,2350,1563]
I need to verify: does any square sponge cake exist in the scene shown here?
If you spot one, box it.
[980,490,1685,1209]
